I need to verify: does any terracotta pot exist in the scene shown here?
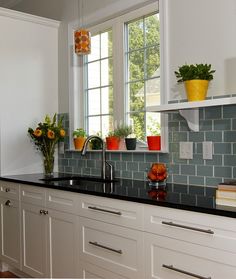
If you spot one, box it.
[184,80,209,101]
[73,137,86,150]
[106,136,120,150]
[147,136,161,151]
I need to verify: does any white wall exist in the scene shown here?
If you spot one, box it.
[11,0,156,113]
[166,0,236,101]
[0,8,59,175]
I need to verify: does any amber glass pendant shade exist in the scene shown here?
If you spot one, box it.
[74,29,91,55]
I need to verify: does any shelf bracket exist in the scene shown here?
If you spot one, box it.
[179,108,199,132]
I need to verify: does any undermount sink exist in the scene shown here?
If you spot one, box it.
[41,175,117,183]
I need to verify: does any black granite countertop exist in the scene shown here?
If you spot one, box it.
[0,173,236,218]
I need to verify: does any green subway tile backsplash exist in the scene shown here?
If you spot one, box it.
[58,104,236,187]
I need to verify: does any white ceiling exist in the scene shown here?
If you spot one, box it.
[0,0,22,8]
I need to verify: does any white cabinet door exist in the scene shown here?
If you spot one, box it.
[21,202,47,278]
[46,209,78,278]
[0,197,20,269]
[144,232,236,279]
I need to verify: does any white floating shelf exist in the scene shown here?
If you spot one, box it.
[147,96,236,112]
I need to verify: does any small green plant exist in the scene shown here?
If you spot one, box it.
[73,128,86,138]
[175,63,215,83]
[114,124,133,138]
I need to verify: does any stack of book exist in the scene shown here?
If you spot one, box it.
[216,182,236,207]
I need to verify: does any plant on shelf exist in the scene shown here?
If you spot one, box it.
[73,128,87,150]
[28,114,65,176]
[147,120,161,151]
[174,63,215,101]
[105,130,120,150]
[113,124,135,150]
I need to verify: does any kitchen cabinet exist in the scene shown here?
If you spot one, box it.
[21,185,78,278]
[78,217,144,279]
[143,204,236,279]
[1,179,236,278]
[0,182,21,269]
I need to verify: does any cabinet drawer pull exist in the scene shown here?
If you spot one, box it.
[162,264,211,279]
[39,209,44,215]
[5,200,11,207]
[162,221,214,234]
[44,210,49,215]
[89,241,122,254]
[5,188,10,193]
[88,206,122,216]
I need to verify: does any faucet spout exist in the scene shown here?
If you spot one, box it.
[81,135,114,181]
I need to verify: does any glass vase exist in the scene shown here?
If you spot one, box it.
[43,156,54,177]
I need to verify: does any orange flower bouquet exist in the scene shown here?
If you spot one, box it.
[28,114,65,176]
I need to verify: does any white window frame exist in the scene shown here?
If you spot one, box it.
[69,1,169,152]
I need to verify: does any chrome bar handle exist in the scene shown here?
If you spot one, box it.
[162,264,211,279]
[88,206,122,216]
[5,200,11,207]
[89,241,122,254]
[162,221,214,234]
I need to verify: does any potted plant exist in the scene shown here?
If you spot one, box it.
[147,122,161,151]
[73,128,87,150]
[175,63,215,101]
[105,130,120,150]
[114,124,134,150]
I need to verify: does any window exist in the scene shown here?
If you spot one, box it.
[73,2,166,148]
[125,13,160,141]
[85,30,113,137]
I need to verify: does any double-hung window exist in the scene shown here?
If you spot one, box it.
[73,2,166,149]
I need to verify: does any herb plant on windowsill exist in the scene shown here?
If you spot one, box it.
[175,63,215,102]
[73,128,87,150]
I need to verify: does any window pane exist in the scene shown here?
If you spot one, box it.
[101,58,113,86]
[128,51,144,81]
[88,116,101,135]
[145,14,160,47]
[146,112,161,136]
[88,89,100,115]
[128,112,145,141]
[101,87,113,114]
[101,30,112,58]
[128,82,145,112]
[146,46,160,79]
[101,115,113,137]
[145,78,160,107]
[88,34,100,62]
[128,18,144,51]
[88,61,100,88]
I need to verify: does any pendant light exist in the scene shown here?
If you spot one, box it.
[74,0,91,55]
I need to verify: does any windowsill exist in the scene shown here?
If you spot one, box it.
[65,148,168,153]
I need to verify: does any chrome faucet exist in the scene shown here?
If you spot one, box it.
[81,135,114,181]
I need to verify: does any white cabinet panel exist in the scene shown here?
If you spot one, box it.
[21,202,47,278]
[47,209,78,278]
[145,232,236,279]
[21,185,46,207]
[0,197,20,269]
[78,194,143,230]
[79,260,128,279]
[144,204,236,253]
[79,217,144,279]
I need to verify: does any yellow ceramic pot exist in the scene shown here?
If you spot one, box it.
[184,80,209,101]
[73,137,86,150]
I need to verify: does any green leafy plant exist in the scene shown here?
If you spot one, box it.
[73,128,86,138]
[114,124,133,138]
[175,63,215,83]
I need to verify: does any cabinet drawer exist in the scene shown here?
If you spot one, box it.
[79,260,128,279]
[0,182,20,200]
[79,217,144,279]
[78,194,143,230]
[21,185,46,206]
[144,204,236,253]
[145,233,236,279]
[46,189,78,214]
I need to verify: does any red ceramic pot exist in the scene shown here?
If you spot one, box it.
[106,136,120,150]
[147,136,161,151]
